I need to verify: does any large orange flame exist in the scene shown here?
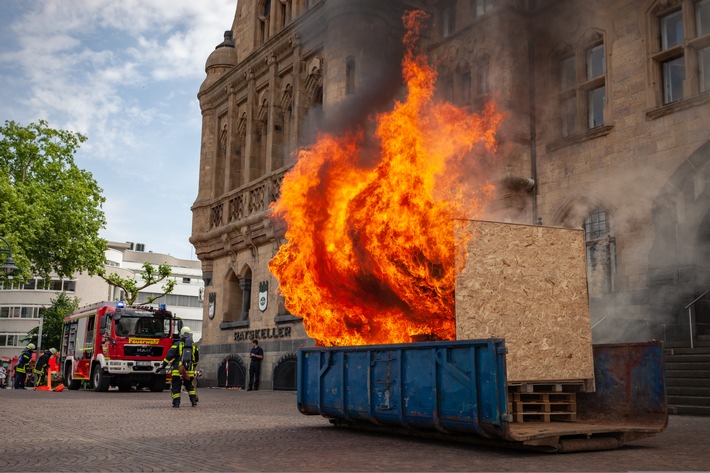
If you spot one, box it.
[269,10,504,346]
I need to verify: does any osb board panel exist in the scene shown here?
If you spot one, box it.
[455,220,594,384]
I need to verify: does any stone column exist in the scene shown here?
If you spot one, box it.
[290,34,302,148]
[244,68,257,181]
[266,52,278,172]
[225,84,239,193]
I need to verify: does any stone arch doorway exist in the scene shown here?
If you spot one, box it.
[217,355,246,388]
[648,140,710,340]
[272,353,297,391]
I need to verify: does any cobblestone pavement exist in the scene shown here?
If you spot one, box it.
[1,388,709,472]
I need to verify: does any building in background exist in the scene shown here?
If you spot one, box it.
[192,0,420,391]
[192,0,710,390]
[0,242,203,360]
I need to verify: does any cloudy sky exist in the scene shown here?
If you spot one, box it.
[0,0,236,260]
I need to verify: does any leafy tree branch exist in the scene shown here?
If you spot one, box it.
[0,120,107,284]
[101,262,176,305]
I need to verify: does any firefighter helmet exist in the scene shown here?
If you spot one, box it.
[27,343,36,350]
[49,348,57,354]
[180,326,192,335]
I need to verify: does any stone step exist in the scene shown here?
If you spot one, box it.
[665,361,710,370]
[667,395,710,406]
[668,404,710,416]
[667,385,710,396]
[665,354,710,363]
[666,377,710,387]
[666,369,710,379]
[664,340,710,349]
[663,345,710,356]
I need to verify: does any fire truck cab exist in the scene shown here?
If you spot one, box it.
[61,301,181,392]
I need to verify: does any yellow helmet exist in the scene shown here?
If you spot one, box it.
[49,348,57,355]
[180,326,192,335]
[27,343,36,350]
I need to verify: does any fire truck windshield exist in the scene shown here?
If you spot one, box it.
[114,311,171,338]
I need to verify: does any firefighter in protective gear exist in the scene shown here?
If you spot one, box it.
[158,326,197,408]
[33,348,57,388]
[13,343,35,389]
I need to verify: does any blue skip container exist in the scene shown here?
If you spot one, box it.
[297,339,509,438]
[297,339,668,452]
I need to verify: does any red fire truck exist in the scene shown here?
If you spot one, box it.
[60,301,181,392]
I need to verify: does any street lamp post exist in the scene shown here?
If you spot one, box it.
[0,237,20,276]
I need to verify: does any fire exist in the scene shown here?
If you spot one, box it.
[268,10,504,346]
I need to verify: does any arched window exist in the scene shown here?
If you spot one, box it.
[279,0,292,29]
[276,83,293,169]
[256,97,269,179]
[272,353,297,390]
[440,1,456,38]
[258,0,272,45]
[584,208,616,296]
[240,267,253,321]
[230,111,247,190]
[215,120,227,197]
[303,58,324,145]
[217,355,246,388]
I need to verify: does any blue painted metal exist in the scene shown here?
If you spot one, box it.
[577,342,667,423]
[297,339,509,438]
[297,339,668,451]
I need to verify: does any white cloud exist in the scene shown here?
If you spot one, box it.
[0,0,236,259]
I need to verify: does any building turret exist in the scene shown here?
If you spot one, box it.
[200,30,237,93]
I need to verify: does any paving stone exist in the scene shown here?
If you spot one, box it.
[0,388,708,471]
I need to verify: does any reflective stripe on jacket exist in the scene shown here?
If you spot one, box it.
[163,342,198,377]
[15,350,32,373]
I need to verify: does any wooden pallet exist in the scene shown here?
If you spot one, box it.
[509,392,577,423]
[507,379,591,393]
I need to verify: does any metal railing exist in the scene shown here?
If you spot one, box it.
[660,322,710,345]
[683,288,710,349]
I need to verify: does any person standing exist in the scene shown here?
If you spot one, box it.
[13,343,34,389]
[158,326,197,408]
[33,348,57,388]
[190,343,200,403]
[247,339,264,391]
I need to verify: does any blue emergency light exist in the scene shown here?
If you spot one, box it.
[116,301,125,308]
[159,304,166,310]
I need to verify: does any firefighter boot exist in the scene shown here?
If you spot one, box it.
[172,399,180,408]
[190,395,197,407]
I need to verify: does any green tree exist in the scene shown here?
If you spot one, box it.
[101,262,176,305]
[0,120,107,283]
[25,292,79,352]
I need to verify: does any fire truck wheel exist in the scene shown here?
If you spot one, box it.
[149,376,165,392]
[91,365,110,392]
[64,365,81,390]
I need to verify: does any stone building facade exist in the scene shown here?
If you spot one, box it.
[192,0,710,389]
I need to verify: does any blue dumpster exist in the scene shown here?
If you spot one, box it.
[298,339,509,438]
[297,339,668,452]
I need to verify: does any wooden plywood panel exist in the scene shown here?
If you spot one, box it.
[455,220,594,384]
